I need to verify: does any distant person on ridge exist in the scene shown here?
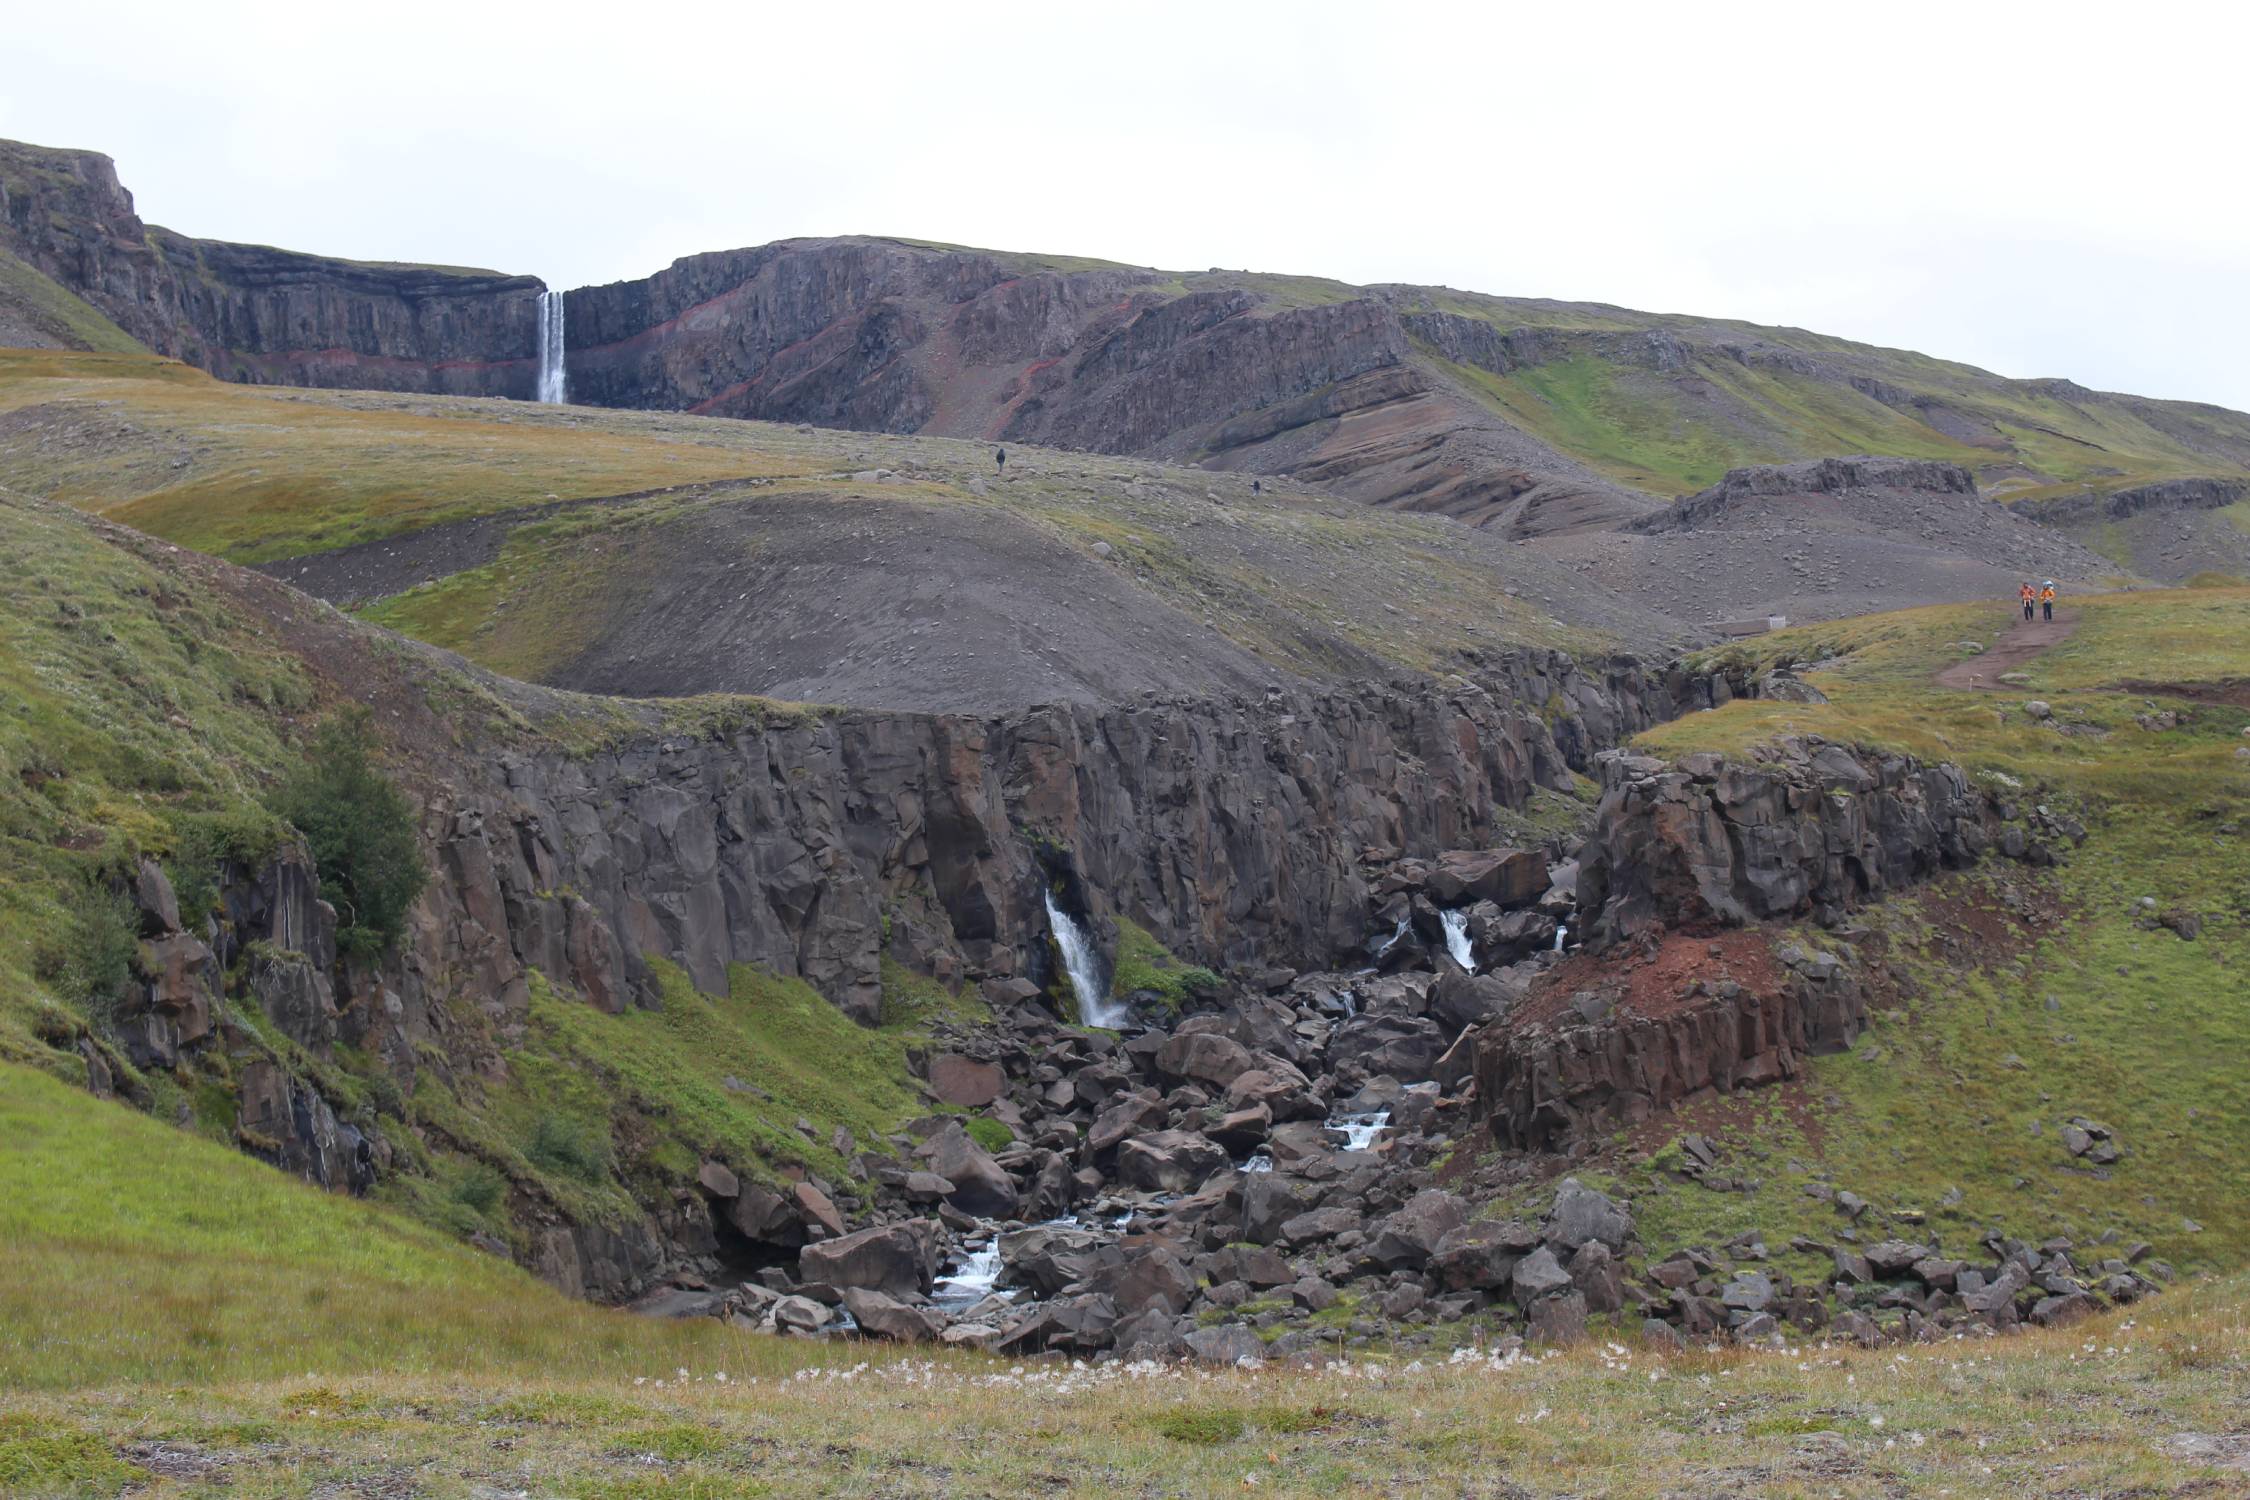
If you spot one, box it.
[2020,581,2036,621]
[995,447,1006,474]
[2041,581,2057,622]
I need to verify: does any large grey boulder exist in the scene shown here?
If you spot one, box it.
[840,1287,942,1343]
[920,1121,1020,1218]
[1425,848,1546,908]
[1328,1013,1449,1078]
[798,1221,937,1298]
[1364,1190,1468,1271]
[1511,1245,1573,1301]
[1117,1130,1228,1192]
[927,1053,1007,1108]
[1155,1031,1257,1089]
[1546,1178,1632,1252]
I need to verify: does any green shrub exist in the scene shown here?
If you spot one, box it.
[37,882,140,1024]
[167,806,286,926]
[268,710,426,958]
[526,1113,611,1185]
[451,1163,506,1217]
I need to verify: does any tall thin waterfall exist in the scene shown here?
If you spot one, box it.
[1441,908,1475,972]
[1045,892,1124,1028]
[535,289,567,404]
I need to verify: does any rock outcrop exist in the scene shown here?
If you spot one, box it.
[0,138,542,393]
[1573,739,2001,947]
[1474,941,1871,1151]
[1626,458,1980,535]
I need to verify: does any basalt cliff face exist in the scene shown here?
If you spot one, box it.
[397,651,1712,1038]
[0,139,543,394]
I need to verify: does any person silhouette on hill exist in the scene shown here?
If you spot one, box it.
[995,447,1007,474]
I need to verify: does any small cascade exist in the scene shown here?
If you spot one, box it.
[1371,917,1410,961]
[1236,1150,1274,1174]
[1441,909,1475,972]
[1332,1109,1391,1152]
[1554,924,1568,952]
[933,1238,1003,1310]
[1045,891,1125,1028]
[535,289,567,404]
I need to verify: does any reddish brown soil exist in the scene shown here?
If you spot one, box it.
[1511,927,1785,1031]
[2108,677,2250,708]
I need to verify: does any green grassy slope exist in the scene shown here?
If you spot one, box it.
[1404,290,2250,500]
[0,1061,764,1390]
[1506,590,2250,1297]
[0,248,147,354]
[0,487,958,1270]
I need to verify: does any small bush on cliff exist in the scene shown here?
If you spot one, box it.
[167,807,286,927]
[269,711,425,959]
[36,882,138,1022]
[526,1112,611,1186]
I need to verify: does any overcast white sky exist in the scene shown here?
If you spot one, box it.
[7,1,2245,410]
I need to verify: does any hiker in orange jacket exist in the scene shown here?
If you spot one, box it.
[2020,582,2036,621]
[2040,581,2057,623]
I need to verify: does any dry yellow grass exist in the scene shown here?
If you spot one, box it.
[2,1282,2242,1497]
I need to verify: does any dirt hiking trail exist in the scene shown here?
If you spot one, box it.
[1935,608,2077,691]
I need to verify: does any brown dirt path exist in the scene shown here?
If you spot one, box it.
[1934,607,2076,690]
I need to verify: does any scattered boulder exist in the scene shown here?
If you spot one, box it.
[840,1288,941,1343]
[921,1121,1020,1218]
[798,1222,935,1299]
[928,1054,1006,1108]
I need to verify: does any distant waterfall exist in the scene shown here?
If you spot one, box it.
[1045,892,1124,1028]
[1441,909,1475,972]
[535,289,567,404]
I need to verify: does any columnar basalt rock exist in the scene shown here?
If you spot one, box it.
[1473,949,1872,1152]
[1574,738,2000,948]
[377,651,1706,1034]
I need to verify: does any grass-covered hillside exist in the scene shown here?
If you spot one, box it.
[1472,589,2250,1309]
[0,350,1685,709]
[0,487,975,1285]
[1398,286,2250,502]
[0,249,147,356]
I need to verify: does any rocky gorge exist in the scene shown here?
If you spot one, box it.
[79,517,2150,1360]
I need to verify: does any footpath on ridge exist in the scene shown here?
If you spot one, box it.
[1934,608,2077,691]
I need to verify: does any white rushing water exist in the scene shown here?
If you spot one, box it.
[1332,1109,1391,1152]
[1441,908,1475,972]
[535,289,567,404]
[1045,892,1126,1028]
[1554,924,1568,952]
[932,1238,1003,1310]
